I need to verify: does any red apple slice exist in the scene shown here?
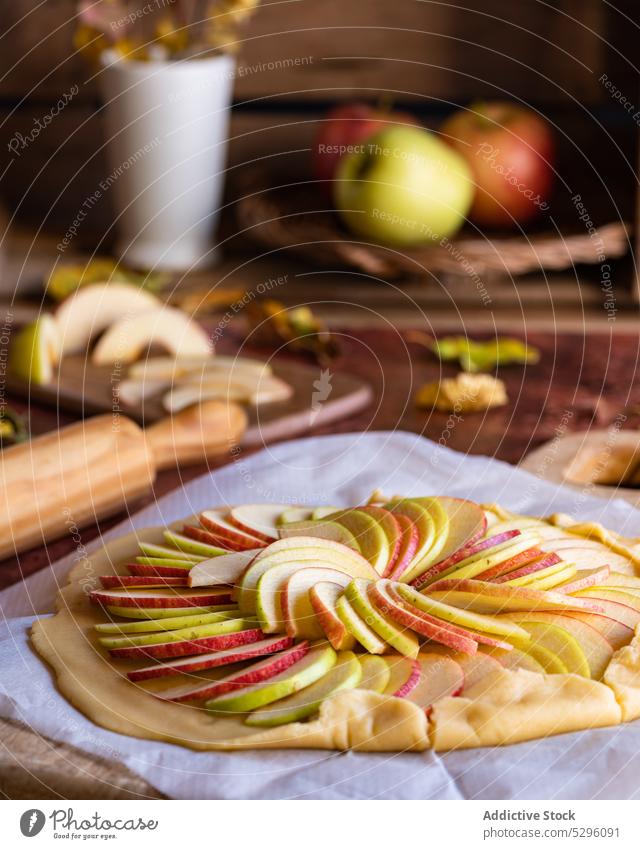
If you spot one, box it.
[493,553,564,584]
[453,652,502,692]
[385,499,438,580]
[385,514,419,579]
[358,506,403,576]
[383,656,421,698]
[156,642,308,701]
[200,510,267,549]
[563,611,634,649]
[99,575,189,589]
[552,567,610,594]
[369,580,478,654]
[188,549,260,587]
[110,626,264,660]
[128,563,197,578]
[182,525,238,551]
[474,546,547,581]
[309,582,356,650]
[282,568,352,639]
[406,654,464,709]
[128,635,294,682]
[229,504,289,543]
[411,530,521,589]
[90,587,233,608]
[426,579,604,614]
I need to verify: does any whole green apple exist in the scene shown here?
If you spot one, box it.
[334,126,473,246]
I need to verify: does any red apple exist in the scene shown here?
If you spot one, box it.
[312,102,419,196]
[441,101,555,227]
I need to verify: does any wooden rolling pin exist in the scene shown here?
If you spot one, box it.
[0,400,247,560]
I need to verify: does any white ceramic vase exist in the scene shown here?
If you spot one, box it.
[99,53,235,271]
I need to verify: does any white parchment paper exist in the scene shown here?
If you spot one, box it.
[1,431,640,799]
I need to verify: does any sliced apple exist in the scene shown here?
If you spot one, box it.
[412,529,521,589]
[574,587,640,612]
[278,519,360,552]
[282,568,352,639]
[335,595,388,654]
[526,563,578,592]
[385,514,419,579]
[383,656,421,697]
[426,579,603,614]
[384,499,436,581]
[357,655,391,693]
[199,510,267,550]
[394,582,530,642]
[96,609,237,635]
[537,540,632,572]
[309,582,356,650]
[507,619,591,677]
[138,541,203,562]
[518,640,568,674]
[237,539,375,615]
[344,579,420,658]
[205,643,337,713]
[90,587,232,609]
[311,506,341,520]
[452,652,502,692]
[99,617,254,649]
[320,509,390,574]
[129,562,196,578]
[163,374,292,412]
[99,575,188,589]
[473,546,548,581]
[277,507,313,524]
[156,641,307,700]
[128,635,295,683]
[358,506,403,576]
[411,496,486,576]
[54,282,160,355]
[105,604,233,620]
[9,314,60,385]
[182,524,239,551]
[505,612,613,679]
[128,354,269,382]
[500,557,572,588]
[406,654,464,709]
[188,550,260,588]
[563,611,634,649]
[369,580,478,654]
[483,646,545,674]
[398,497,451,578]
[92,306,212,365]
[109,626,263,660]
[246,650,363,727]
[229,504,289,542]
[438,535,544,584]
[163,529,229,558]
[601,572,640,589]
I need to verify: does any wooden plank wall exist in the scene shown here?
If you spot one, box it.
[0,1,637,238]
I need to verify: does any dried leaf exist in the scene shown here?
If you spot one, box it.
[410,333,539,373]
[47,259,170,301]
[245,300,339,364]
[0,407,28,446]
[416,372,508,413]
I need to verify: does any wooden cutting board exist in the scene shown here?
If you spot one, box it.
[7,356,372,447]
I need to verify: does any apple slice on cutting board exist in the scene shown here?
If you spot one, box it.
[246,651,363,727]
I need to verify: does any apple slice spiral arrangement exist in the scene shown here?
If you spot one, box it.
[88,496,640,729]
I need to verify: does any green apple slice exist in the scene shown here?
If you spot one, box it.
[205,643,337,713]
[277,507,313,524]
[321,509,390,574]
[135,557,194,569]
[505,612,613,679]
[345,579,420,658]
[245,651,362,727]
[600,572,640,589]
[518,640,568,674]
[282,567,351,638]
[97,617,254,649]
[402,497,450,575]
[138,542,203,562]
[509,621,589,677]
[358,655,391,693]
[9,314,60,385]
[483,646,546,674]
[335,595,388,654]
[105,604,235,620]
[95,609,238,634]
[439,533,542,582]
[237,539,375,615]
[163,530,229,558]
[504,560,575,588]
[278,520,360,551]
[394,583,530,642]
[311,506,341,520]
